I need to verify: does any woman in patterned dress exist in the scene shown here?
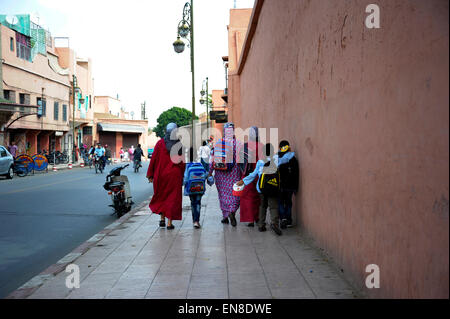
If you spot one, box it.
[208,123,242,226]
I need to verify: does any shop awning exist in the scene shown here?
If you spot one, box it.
[74,120,90,128]
[97,123,145,134]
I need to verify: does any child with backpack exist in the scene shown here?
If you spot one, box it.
[274,140,299,229]
[236,143,282,236]
[184,148,208,228]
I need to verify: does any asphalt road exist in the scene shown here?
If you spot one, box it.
[0,161,153,298]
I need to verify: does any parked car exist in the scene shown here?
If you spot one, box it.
[147,148,154,159]
[0,145,14,179]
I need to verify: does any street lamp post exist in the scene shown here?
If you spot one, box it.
[173,0,195,150]
[200,77,209,137]
[71,74,84,163]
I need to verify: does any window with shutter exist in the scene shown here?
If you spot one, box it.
[42,99,47,116]
[3,90,16,102]
[54,101,59,120]
[19,93,30,105]
[63,104,67,121]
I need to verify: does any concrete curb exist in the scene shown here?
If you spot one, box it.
[31,163,83,174]
[5,198,152,299]
[50,163,82,171]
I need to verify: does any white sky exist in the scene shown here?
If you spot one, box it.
[1,0,255,127]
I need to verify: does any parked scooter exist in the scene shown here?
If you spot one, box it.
[45,150,69,165]
[103,164,133,218]
[13,159,28,177]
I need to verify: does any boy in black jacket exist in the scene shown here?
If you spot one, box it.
[274,140,299,229]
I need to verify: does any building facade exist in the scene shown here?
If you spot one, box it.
[210,89,226,136]
[226,0,449,298]
[0,21,37,146]
[1,15,70,155]
[93,96,148,158]
[55,44,95,153]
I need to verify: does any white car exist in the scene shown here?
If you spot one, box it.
[0,145,14,179]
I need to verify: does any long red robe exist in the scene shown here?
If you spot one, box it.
[239,141,264,223]
[146,139,185,220]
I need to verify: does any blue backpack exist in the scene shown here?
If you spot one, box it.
[184,162,207,196]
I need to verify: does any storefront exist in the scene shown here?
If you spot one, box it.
[96,122,147,159]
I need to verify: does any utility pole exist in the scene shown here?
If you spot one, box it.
[71,75,84,163]
[173,0,195,150]
[206,77,209,135]
[141,101,147,120]
[72,74,76,164]
[190,0,196,151]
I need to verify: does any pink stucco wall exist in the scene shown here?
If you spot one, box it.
[235,0,449,298]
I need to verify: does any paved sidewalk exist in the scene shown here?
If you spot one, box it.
[24,187,359,299]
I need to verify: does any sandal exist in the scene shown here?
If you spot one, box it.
[159,220,166,227]
[167,225,175,230]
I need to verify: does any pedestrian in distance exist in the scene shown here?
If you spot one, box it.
[207,136,214,149]
[87,145,94,163]
[129,145,135,162]
[80,144,88,163]
[197,140,211,171]
[273,140,299,229]
[236,143,283,236]
[8,141,18,159]
[79,144,85,156]
[123,148,129,162]
[104,144,112,165]
[119,147,124,162]
[184,147,208,228]
[74,144,79,162]
[133,144,145,169]
[208,122,242,227]
[147,123,185,230]
[88,145,95,156]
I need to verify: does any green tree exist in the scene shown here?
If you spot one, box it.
[153,107,198,138]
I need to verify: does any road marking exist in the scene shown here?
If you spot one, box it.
[0,176,90,195]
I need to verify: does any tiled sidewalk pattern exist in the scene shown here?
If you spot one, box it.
[28,188,358,299]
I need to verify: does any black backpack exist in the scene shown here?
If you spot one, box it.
[259,160,280,196]
[278,154,299,192]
